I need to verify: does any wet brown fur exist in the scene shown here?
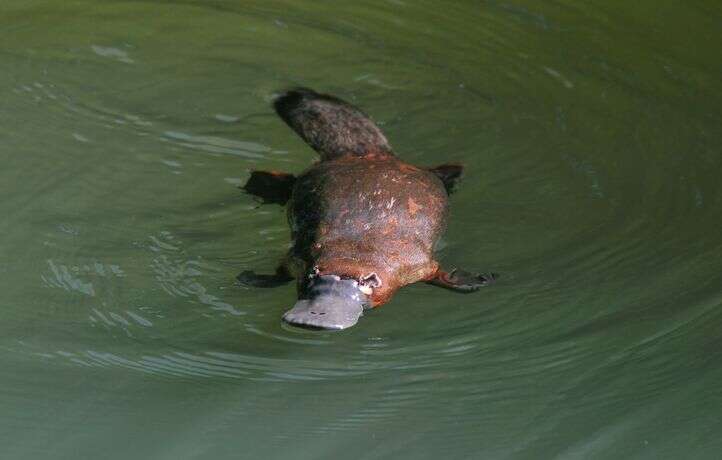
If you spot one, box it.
[244,88,473,308]
[286,154,448,306]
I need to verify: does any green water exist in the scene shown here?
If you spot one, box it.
[2,1,721,459]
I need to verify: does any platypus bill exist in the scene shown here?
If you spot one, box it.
[239,88,497,330]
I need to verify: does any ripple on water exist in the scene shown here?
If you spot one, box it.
[148,232,243,316]
[162,131,270,159]
[90,45,135,64]
[5,68,280,179]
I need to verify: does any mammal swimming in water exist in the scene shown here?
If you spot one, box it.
[240,88,496,330]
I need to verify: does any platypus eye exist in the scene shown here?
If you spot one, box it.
[308,265,320,279]
[360,272,382,288]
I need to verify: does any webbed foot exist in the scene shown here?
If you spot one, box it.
[427,164,464,194]
[242,170,296,205]
[427,268,498,292]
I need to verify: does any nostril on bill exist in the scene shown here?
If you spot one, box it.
[283,303,363,330]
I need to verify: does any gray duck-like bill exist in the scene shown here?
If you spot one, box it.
[282,276,367,330]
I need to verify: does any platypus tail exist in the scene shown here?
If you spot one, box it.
[273,88,394,161]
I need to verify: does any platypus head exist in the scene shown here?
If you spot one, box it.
[282,275,371,330]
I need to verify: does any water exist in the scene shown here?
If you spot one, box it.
[1,1,721,458]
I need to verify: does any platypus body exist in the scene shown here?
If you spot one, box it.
[240,88,495,330]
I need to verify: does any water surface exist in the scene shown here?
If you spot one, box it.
[1,1,721,459]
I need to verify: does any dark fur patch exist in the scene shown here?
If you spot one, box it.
[274,88,394,160]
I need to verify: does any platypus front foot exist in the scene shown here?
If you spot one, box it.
[242,170,296,205]
[427,268,498,292]
[427,163,464,194]
[237,269,293,288]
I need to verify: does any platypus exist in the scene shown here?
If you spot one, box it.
[239,88,496,330]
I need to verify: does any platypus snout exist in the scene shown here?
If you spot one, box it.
[282,275,369,330]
